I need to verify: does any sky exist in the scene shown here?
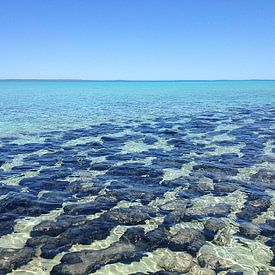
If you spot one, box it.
[0,0,274,80]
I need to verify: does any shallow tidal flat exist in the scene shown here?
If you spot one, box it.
[0,105,275,275]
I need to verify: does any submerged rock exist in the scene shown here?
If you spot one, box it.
[197,250,240,272]
[31,215,88,237]
[162,199,188,226]
[259,224,275,239]
[63,196,117,215]
[0,192,61,217]
[160,199,188,212]
[203,203,231,217]
[0,213,17,237]
[251,169,275,185]
[239,222,260,239]
[257,271,274,275]
[105,205,155,225]
[167,228,205,256]
[27,216,115,258]
[238,194,272,221]
[51,241,142,274]
[163,210,186,226]
[213,182,238,194]
[193,163,238,177]
[1,107,274,273]
[185,203,231,220]
[120,227,146,245]
[105,186,164,204]
[144,228,170,250]
[158,251,193,273]
[204,218,226,241]
[0,247,34,273]
[197,239,273,273]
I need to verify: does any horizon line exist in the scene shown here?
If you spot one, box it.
[0,78,275,82]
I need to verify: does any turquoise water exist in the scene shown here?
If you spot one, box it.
[0,80,275,274]
[1,80,274,133]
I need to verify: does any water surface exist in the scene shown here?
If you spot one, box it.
[0,80,274,274]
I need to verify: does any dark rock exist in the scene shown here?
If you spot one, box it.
[193,163,238,177]
[0,183,22,196]
[0,247,34,273]
[167,228,205,256]
[19,177,70,193]
[0,192,62,217]
[107,163,163,179]
[198,250,242,272]
[27,216,115,258]
[0,213,17,237]
[51,241,142,275]
[204,218,226,240]
[185,203,231,220]
[237,206,258,221]
[239,222,260,239]
[40,191,76,204]
[105,206,155,225]
[101,136,120,142]
[158,251,193,273]
[257,271,273,275]
[259,223,275,238]
[204,203,231,217]
[266,219,275,228]
[64,181,102,197]
[161,199,188,226]
[214,182,238,194]
[152,156,188,169]
[159,129,178,136]
[143,136,158,145]
[61,157,91,169]
[63,196,117,215]
[226,272,244,275]
[120,227,146,245]
[160,200,188,212]
[146,229,169,248]
[90,162,110,171]
[163,211,186,226]
[31,215,88,237]
[238,195,272,221]
[251,170,275,185]
[249,195,271,211]
[105,186,166,205]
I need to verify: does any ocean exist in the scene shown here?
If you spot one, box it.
[0,80,274,274]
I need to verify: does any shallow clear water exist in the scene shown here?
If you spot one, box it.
[0,80,274,274]
[1,80,274,133]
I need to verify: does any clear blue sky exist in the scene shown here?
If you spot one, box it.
[0,0,274,80]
